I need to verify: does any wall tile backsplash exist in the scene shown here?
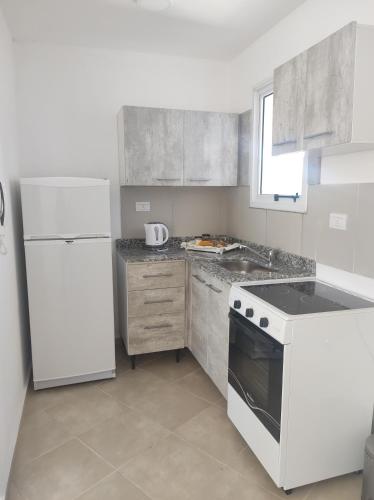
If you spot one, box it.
[121,183,374,279]
[226,184,374,279]
[121,186,228,238]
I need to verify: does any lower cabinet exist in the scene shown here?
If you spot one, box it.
[118,258,186,357]
[189,263,230,398]
[117,256,229,394]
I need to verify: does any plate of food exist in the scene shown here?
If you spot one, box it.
[181,236,240,254]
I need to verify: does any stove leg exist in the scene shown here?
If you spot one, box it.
[175,349,181,363]
[131,355,136,370]
[283,489,293,496]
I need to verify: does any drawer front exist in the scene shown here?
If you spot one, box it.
[127,313,185,355]
[127,261,185,291]
[128,287,185,317]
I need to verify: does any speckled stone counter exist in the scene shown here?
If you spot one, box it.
[116,237,315,285]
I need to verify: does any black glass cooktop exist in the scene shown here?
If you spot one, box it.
[241,281,374,315]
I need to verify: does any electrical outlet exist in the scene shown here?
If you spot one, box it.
[136,201,150,212]
[329,213,347,230]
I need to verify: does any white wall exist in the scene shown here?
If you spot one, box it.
[229,0,374,184]
[0,9,30,498]
[15,42,231,240]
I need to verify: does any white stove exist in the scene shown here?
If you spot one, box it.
[227,277,374,494]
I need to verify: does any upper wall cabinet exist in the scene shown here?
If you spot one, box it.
[272,51,307,155]
[183,111,239,186]
[273,22,374,156]
[118,106,239,186]
[118,106,184,186]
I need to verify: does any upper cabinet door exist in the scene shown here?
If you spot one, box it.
[272,52,307,155]
[302,22,356,150]
[183,111,238,186]
[119,106,183,186]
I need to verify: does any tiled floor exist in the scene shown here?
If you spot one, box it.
[7,344,362,500]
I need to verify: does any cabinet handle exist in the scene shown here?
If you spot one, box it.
[192,274,206,284]
[273,139,297,146]
[206,283,222,294]
[187,178,211,182]
[153,178,180,181]
[144,323,172,330]
[304,131,333,140]
[142,273,173,278]
[144,299,173,305]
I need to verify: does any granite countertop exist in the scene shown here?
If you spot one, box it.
[116,237,315,285]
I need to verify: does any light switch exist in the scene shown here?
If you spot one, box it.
[329,213,347,230]
[136,201,150,212]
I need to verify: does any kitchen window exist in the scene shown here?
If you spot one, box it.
[250,80,307,212]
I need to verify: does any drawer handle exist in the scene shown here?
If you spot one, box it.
[304,131,333,140]
[144,323,172,330]
[206,283,222,294]
[192,274,206,284]
[144,299,173,305]
[153,178,180,181]
[142,273,173,278]
[187,178,211,182]
[273,139,297,146]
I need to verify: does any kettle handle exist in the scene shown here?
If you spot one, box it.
[161,224,169,244]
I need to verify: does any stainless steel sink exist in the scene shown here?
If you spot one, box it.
[217,260,276,274]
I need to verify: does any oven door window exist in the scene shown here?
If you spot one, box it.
[228,310,284,442]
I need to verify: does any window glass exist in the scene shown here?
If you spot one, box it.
[260,93,305,196]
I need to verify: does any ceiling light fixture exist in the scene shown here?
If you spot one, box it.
[133,0,173,12]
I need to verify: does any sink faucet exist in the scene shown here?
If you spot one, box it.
[239,244,278,267]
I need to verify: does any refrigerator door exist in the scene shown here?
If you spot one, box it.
[21,177,111,239]
[25,238,115,387]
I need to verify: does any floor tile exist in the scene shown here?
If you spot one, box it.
[45,385,125,435]
[140,349,199,381]
[131,383,210,430]
[76,472,150,500]
[175,368,225,404]
[120,434,279,500]
[98,368,165,407]
[13,438,113,500]
[6,482,25,500]
[12,409,72,466]
[115,343,132,373]
[11,351,361,500]
[23,380,108,418]
[305,473,362,500]
[230,446,311,499]
[79,407,170,467]
[23,384,79,418]
[175,405,246,466]
[114,341,166,372]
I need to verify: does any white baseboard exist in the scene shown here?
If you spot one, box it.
[3,365,31,500]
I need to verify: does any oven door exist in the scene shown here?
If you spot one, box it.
[228,309,284,442]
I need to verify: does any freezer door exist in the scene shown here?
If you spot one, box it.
[21,177,111,239]
[25,238,115,384]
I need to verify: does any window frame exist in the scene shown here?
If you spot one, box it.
[250,79,308,213]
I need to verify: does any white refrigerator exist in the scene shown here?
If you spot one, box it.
[21,177,116,390]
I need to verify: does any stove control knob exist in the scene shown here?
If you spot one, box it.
[260,317,269,328]
[245,308,254,318]
[233,300,241,309]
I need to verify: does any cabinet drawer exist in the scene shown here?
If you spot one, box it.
[128,287,185,317]
[127,313,185,355]
[127,261,185,291]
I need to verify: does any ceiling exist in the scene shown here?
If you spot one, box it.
[0,0,307,59]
